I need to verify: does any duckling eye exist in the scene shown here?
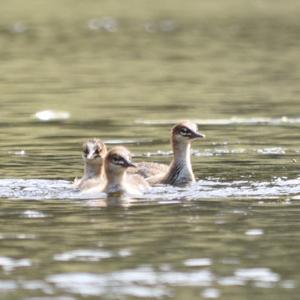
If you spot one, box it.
[83,148,89,155]
[112,155,121,163]
[180,127,190,136]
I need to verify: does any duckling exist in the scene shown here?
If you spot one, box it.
[147,121,205,186]
[74,139,107,190]
[102,146,149,196]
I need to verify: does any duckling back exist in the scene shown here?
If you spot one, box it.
[129,161,169,178]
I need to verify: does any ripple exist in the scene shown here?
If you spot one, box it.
[0,233,36,240]
[0,256,32,272]
[184,258,212,267]
[54,249,113,262]
[143,147,298,158]
[10,21,28,33]
[144,19,178,33]
[0,280,17,291]
[144,150,172,157]
[47,267,214,296]
[217,267,282,289]
[136,116,300,126]
[147,177,300,201]
[234,268,280,283]
[281,280,297,289]
[218,276,245,286]
[20,280,53,294]
[8,150,27,157]
[0,177,299,201]
[87,17,118,32]
[0,179,78,200]
[201,288,221,299]
[22,210,48,218]
[195,147,246,157]
[23,297,75,300]
[53,248,132,262]
[47,266,290,297]
[257,147,286,155]
[245,229,264,236]
[105,138,152,145]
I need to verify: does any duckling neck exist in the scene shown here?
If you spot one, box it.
[166,141,195,184]
[105,170,126,192]
[84,161,103,179]
[173,141,191,164]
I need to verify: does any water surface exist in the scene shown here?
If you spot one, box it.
[0,0,299,299]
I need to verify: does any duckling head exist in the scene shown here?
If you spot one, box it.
[82,139,107,164]
[172,121,205,144]
[105,146,136,176]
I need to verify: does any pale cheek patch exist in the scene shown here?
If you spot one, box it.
[116,160,125,166]
[179,131,191,138]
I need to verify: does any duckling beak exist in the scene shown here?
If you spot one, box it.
[86,153,94,160]
[191,131,205,140]
[124,159,137,168]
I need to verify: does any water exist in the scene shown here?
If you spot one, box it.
[0,0,300,299]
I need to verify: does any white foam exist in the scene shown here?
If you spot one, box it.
[0,177,299,201]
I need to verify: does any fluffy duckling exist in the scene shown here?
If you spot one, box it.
[74,139,107,190]
[102,146,149,195]
[129,161,169,178]
[147,121,205,186]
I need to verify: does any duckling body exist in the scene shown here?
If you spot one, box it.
[129,161,169,178]
[102,146,149,196]
[147,121,205,186]
[74,139,107,190]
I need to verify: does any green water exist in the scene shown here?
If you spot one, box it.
[0,0,300,299]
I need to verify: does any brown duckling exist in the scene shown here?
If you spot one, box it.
[74,139,107,190]
[102,146,149,195]
[147,121,205,186]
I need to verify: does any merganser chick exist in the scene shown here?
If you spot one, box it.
[102,146,149,196]
[74,139,107,190]
[147,121,205,186]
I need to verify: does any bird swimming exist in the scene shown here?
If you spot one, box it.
[102,146,149,196]
[73,139,107,190]
[147,121,205,186]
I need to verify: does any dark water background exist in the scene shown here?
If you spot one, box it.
[0,0,299,299]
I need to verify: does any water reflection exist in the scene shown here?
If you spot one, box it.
[86,194,136,208]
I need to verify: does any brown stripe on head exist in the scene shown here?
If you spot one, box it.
[171,121,204,142]
[105,146,135,168]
